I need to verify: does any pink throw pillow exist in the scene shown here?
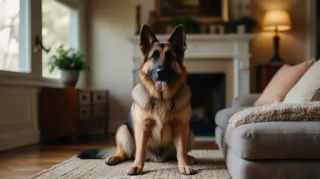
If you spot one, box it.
[254,59,315,106]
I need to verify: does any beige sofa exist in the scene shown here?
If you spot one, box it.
[215,94,320,179]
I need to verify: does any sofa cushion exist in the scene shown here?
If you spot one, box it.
[254,59,314,106]
[284,60,320,103]
[226,122,320,160]
[215,107,247,129]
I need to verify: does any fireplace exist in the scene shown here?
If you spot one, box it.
[187,73,226,136]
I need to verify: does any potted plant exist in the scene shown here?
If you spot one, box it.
[48,46,89,87]
[237,17,258,33]
[213,20,238,33]
[167,17,200,34]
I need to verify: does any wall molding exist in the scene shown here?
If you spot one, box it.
[0,130,40,151]
[0,86,40,151]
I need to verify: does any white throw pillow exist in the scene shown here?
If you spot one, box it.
[284,60,320,103]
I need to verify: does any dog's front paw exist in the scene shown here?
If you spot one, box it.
[127,166,143,175]
[179,165,195,175]
[105,155,122,165]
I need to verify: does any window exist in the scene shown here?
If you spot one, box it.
[42,0,78,79]
[0,0,81,85]
[0,0,30,73]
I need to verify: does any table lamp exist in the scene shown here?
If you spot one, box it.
[262,10,291,64]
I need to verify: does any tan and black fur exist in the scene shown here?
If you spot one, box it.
[78,24,196,175]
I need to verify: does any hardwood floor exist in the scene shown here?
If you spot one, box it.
[0,135,218,179]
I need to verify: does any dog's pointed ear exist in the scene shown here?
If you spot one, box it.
[167,24,186,52]
[139,25,158,55]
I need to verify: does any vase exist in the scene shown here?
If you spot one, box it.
[60,70,80,87]
[217,25,225,34]
[237,25,246,34]
[209,25,216,34]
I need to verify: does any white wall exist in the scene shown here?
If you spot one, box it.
[88,0,155,132]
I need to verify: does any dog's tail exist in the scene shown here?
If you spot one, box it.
[77,148,111,159]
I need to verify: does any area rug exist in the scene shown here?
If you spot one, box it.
[29,148,231,179]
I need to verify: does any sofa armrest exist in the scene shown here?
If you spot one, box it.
[232,93,261,108]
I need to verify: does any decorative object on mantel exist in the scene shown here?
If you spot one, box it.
[217,24,225,34]
[135,5,141,35]
[237,16,258,33]
[47,46,89,87]
[200,24,208,33]
[262,10,292,65]
[212,17,257,34]
[209,24,216,34]
[237,25,245,34]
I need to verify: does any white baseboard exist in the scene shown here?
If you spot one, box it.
[0,130,40,151]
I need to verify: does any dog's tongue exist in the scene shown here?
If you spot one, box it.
[155,81,167,91]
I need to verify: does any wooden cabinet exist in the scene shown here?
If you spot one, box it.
[255,64,282,93]
[39,87,109,143]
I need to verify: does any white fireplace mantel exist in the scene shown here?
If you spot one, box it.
[129,34,257,100]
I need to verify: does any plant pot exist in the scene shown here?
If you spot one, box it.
[237,25,246,34]
[60,70,80,87]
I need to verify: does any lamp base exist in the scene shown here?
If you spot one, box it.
[269,54,283,66]
[268,33,284,66]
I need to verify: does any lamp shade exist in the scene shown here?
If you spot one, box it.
[262,10,291,31]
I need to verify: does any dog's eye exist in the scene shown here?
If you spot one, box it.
[151,51,160,59]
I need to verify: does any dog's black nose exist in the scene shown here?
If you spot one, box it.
[156,67,164,76]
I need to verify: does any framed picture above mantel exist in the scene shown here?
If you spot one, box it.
[155,0,229,23]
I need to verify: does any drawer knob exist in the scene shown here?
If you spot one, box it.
[97,95,102,100]
[82,96,87,100]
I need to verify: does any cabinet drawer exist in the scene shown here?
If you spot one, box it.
[79,106,91,119]
[92,92,107,104]
[92,105,106,117]
[79,91,91,105]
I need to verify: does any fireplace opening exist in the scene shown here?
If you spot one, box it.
[187,73,226,137]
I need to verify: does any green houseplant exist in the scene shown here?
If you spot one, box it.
[237,17,258,33]
[167,17,200,34]
[48,46,89,87]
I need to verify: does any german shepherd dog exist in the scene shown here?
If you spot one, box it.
[78,24,196,175]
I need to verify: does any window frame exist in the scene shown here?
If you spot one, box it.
[0,0,84,87]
